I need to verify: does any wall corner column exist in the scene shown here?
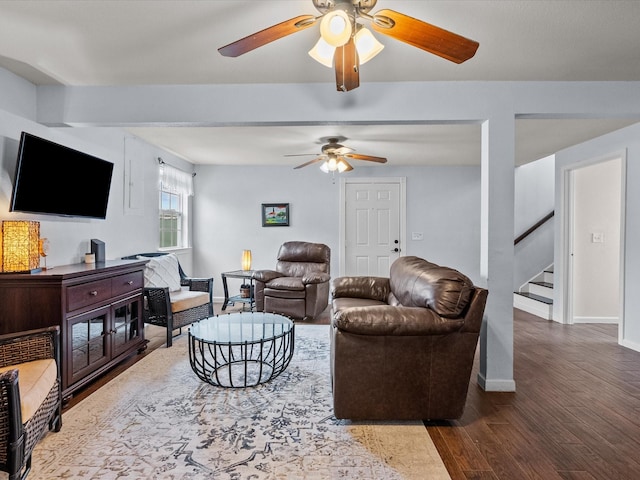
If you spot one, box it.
[478,115,517,392]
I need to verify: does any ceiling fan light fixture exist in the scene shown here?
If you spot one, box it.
[319,158,349,173]
[309,37,335,68]
[320,155,340,172]
[320,10,352,47]
[354,27,384,65]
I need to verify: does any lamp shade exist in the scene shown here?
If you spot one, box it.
[320,10,352,47]
[355,27,384,65]
[0,220,41,273]
[309,37,336,68]
[241,249,252,271]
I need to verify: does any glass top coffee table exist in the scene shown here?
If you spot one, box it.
[188,311,295,388]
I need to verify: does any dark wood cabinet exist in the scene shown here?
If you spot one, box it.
[0,259,148,400]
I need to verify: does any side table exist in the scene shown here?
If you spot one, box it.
[221,270,255,311]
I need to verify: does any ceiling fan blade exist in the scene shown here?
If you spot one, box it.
[335,37,360,92]
[284,153,319,157]
[293,156,325,169]
[344,153,388,163]
[218,15,317,57]
[371,9,479,64]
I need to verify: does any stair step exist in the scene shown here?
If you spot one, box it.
[528,281,553,298]
[515,291,553,304]
[513,291,554,320]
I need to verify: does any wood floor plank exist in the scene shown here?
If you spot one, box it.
[428,424,472,480]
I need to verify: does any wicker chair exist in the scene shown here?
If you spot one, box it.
[0,326,62,480]
[123,253,214,347]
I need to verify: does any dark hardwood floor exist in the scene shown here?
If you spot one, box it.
[428,308,640,480]
[65,306,640,479]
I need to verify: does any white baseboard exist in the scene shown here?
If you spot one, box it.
[619,338,640,353]
[573,316,619,324]
[476,372,516,392]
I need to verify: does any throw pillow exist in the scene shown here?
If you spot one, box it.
[138,254,182,292]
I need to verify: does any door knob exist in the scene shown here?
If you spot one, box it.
[391,248,399,252]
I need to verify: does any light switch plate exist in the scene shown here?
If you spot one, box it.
[411,232,424,241]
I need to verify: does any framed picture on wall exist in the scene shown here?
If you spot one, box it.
[262,203,290,227]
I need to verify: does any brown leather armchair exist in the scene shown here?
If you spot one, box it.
[253,241,331,321]
[330,256,488,420]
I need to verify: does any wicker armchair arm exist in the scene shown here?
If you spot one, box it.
[143,286,172,316]
[0,368,22,439]
[184,277,213,293]
[0,326,59,368]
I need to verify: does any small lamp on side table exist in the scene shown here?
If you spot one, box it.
[241,249,252,271]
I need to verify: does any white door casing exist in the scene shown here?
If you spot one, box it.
[561,153,626,343]
[339,177,406,277]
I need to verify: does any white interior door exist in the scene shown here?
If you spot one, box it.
[568,157,623,325]
[341,178,404,277]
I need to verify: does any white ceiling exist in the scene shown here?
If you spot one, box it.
[1,0,639,167]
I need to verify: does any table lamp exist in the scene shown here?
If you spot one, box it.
[0,220,41,273]
[241,249,252,271]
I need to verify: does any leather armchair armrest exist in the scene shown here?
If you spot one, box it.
[332,305,464,336]
[302,272,331,284]
[253,270,284,283]
[331,276,390,303]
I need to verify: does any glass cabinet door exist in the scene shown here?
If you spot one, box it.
[68,307,110,385]
[112,296,142,357]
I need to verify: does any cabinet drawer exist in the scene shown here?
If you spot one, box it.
[112,272,143,297]
[67,278,112,312]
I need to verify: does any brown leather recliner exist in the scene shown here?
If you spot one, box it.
[253,241,331,321]
[330,256,488,420]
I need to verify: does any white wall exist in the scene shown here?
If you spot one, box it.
[32,79,640,390]
[193,164,481,301]
[5,69,640,385]
[0,72,193,271]
[513,155,555,289]
[555,123,640,350]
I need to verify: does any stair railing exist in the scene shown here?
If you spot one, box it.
[514,211,554,246]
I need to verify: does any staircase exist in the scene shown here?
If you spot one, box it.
[514,266,553,320]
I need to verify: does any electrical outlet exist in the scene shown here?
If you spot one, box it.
[592,232,604,243]
[411,232,424,241]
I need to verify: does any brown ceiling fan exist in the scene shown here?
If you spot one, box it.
[287,137,387,172]
[218,0,479,92]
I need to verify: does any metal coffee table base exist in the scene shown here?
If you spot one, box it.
[189,315,295,388]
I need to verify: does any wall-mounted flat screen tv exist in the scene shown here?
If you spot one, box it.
[10,132,114,219]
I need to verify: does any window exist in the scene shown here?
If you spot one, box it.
[159,163,193,249]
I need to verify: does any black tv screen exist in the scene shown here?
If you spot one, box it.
[10,132,114,219]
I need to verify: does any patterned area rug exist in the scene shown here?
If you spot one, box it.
[30,325,450,479]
